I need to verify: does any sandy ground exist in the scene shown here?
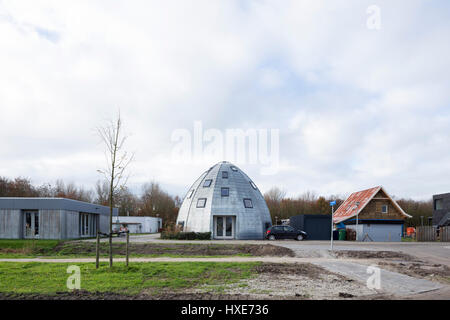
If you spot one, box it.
[193,263,380,300]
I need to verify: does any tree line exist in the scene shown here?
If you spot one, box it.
[0,176,179,227]
[0,177,434,228]
[263,187,433,227]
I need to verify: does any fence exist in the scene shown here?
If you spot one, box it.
[441,226,450,242]
[416,226,450,242]
[416,226,437,241]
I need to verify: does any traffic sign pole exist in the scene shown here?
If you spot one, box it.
[329,201,336,251]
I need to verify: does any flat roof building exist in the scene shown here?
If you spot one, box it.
[433,193,450,227]
[112,216,162,234]
[0,198,118,239]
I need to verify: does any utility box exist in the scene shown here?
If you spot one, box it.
[289,214,331,240]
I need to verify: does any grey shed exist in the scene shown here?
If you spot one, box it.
[176,161,272,240]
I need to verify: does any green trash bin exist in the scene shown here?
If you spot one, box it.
[338,229,347,241]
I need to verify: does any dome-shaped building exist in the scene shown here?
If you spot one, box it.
[176,161,272,240]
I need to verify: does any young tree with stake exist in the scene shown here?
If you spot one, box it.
[97,112,133,268]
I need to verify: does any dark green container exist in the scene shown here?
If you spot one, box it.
[338,229,347,240]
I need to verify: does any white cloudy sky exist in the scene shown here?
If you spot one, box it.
[0,0,449,200]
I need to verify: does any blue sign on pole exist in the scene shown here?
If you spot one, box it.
[330,201,336,206]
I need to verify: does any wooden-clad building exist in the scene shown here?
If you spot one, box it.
[333,186,411,242]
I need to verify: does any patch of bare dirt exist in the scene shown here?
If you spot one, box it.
[377,261,450,284]
[333,250,419,261]
[53,242,295,257]
[0,290,312,300]
[196,263,378,300]
[252,263,333,279]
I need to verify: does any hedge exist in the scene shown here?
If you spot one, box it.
[160,231,212,240]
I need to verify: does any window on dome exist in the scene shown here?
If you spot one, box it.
[197,198,207,208]
[221,187,229,197]
[222,171,228,179]
[243,198,253,208]
[203,179,212,187]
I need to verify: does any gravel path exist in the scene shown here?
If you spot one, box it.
[0,257,361,263]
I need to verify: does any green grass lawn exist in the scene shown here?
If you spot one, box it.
[0,239,60,250]
[0,262,258,295]
[0,240,60,258]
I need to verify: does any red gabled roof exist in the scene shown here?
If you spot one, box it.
[333,186,411,223]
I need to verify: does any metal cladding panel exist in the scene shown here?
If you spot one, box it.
[99,214,110,233]
[289,215,305,230]
[39,210,61,239]
[0,209,21,239]
[176,171,208,228]
[64,210,80,239]
[0,198,118,216]
[290,214,331,240]
[362,224,402,242]
[176,161,272,239]
[184,164,219,233]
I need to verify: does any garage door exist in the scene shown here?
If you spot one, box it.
[362,224,402,242]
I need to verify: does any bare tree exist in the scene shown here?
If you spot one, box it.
[97,112,133,268]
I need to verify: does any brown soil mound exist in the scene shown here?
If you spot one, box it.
[334,250,418,261]
[52,242,295,257]
[0,290,293,300]
[378,261,450,282]
[253,262,332,279]
[54,241,295,257]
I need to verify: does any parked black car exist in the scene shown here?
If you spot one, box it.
[265,225,307,241]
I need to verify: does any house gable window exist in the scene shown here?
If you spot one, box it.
[381,205,388,214]
[222,171,228,179]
